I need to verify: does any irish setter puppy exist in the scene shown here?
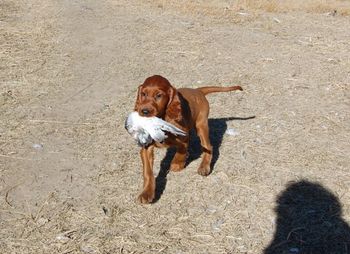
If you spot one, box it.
[133,75,242,203]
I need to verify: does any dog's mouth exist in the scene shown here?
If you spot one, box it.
[137,105,164,118]
[138,109,156,117]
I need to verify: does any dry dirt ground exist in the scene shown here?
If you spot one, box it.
[1,0,350,253]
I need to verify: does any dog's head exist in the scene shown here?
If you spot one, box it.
[134,75,179,119]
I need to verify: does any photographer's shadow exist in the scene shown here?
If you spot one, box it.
[154,116,254,202]
[265,180,350,254]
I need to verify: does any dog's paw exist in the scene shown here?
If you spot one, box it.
[197,165,210,176]
[170,162,185,172]
[138,190,155,204]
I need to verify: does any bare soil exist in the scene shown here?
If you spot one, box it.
[1,0,349,253]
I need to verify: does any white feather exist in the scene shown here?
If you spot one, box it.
[125,111,186,146]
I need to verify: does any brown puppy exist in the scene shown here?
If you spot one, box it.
[133,75,242,203]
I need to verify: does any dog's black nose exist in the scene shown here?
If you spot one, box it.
[141,109,149,115]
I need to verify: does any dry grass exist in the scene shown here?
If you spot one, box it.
[0,0,63,108]
[146,0,350,16]
[233,0,350,15]
[1,0,350,253]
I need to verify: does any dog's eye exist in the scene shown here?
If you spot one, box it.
[155,94,162,99]
[141,92,146,97]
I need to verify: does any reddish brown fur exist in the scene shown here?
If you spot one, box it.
[134,75,242,204]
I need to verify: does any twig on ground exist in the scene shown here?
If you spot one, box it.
[4,183,23,207]
[28,119,94,125]
[0,154,36,161]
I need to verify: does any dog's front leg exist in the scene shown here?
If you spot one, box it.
[138,145,155,204]
[170,138,189,172]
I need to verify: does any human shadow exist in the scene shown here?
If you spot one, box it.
[264,180,350,254]
[153,116,255,202]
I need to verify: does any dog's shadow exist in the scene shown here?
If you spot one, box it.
[154,116,255,202]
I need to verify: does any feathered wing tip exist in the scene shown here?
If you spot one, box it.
[159,122,186,136]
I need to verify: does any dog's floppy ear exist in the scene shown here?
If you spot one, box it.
[134,84,143,111]
[166,85,182,122]
[167,85,176,107]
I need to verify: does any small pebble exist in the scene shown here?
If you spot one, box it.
[225,128,239,136]
[205,206,217,214]
[81,244,97,254]
[36,217,49,226]
[273,17,281,23]
[32,143,43,150]
[56,234,70,242]
[290,247,300,253]
[237,12,249,16]
[212,218,224,231]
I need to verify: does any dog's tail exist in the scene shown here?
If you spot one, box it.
[197,85,243,96]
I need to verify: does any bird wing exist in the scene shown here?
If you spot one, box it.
[152,118,186,136]
[159,121,187,136]
[125,112,186,145]
[145,117,186,138]
[142,117,167,142]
